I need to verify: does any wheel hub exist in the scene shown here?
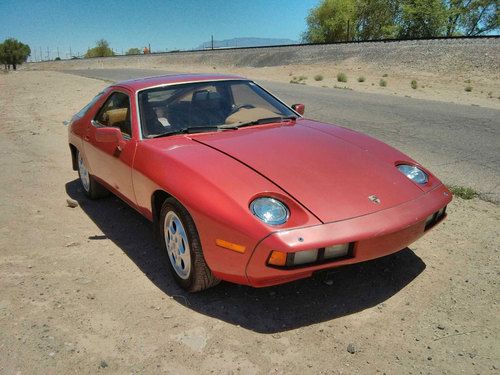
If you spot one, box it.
[78,153,90,193]
[164,211,191,279]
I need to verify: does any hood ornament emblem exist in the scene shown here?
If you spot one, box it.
[368,195,381,204]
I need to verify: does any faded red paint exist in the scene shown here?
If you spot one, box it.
[68,74,452,287]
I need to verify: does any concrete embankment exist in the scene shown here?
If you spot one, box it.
[26,38,500,76]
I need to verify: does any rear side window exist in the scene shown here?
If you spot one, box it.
[94,92,132,138]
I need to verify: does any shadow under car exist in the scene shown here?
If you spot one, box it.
[65,179,426,333]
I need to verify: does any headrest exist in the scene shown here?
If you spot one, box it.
[104,108,129,126]
[193,90,222,103]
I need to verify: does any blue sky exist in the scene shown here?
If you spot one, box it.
[0,0,318,60]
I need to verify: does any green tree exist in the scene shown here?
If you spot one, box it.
[302,0,357,43]
[398,0,448,38]
[356,0,400,39]
[303,0,497,41]
[0,38,31,70]
[445,0,499,36]
[125,47,141,55]
[84,39,115,58]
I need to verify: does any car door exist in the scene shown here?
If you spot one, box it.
[83,89,137,206]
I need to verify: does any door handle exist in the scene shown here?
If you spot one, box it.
[84,135,90,141]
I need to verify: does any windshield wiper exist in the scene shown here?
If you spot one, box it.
[148,116,296,138]
[219,116,296,129]
[148,125,238,139]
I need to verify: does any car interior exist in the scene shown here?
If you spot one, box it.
[139,80,292,138]
[95,92,132,138]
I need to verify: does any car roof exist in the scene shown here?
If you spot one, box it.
[114,73,248,91]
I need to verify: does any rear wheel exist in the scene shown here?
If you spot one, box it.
[77,151,108,199]
[159,198,220,292]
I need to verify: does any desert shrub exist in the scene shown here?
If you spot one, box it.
[357,76,365,82]
[465,85,473,92]
[337,72,347,82]
[379,79,387,87]
[314,74,324,81]
[448,185,478,199]
[411,80,418,89]
[290,76,307,84]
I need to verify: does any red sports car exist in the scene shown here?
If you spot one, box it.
[68,74,452,292]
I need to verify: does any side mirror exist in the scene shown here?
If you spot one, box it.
[291,104,305,116]
[95,127,122,143]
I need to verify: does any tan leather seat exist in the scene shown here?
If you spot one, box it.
[105,108,129,126]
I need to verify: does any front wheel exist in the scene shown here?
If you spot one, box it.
[77,150,108,199]
[159,198,220,292]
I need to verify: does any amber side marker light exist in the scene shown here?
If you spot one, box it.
[215,239,246,254]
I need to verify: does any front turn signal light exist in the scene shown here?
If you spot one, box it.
[268,250,287,266]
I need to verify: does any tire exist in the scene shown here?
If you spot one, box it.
[77,150,109,199]
[159,197,220,292]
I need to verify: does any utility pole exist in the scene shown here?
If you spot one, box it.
[46,46,49,60]
[211,35,214,50]
[57,47,60,59]
[39,47,43,61]
[69,46,72,58]
[148,43,151,53]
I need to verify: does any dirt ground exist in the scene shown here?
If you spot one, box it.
[0,70,498,374]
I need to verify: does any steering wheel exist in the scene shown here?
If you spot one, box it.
[227,104,255,116]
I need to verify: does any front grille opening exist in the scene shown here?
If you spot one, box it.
[425,206,447,231]
[268,243,355,269]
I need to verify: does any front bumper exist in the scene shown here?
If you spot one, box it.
[245,184,452,287]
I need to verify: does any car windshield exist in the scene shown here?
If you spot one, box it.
[138,80,296,138]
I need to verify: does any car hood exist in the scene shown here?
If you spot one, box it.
[192,119,424,223]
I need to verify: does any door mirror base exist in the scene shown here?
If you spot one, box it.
[291,104,305,116]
